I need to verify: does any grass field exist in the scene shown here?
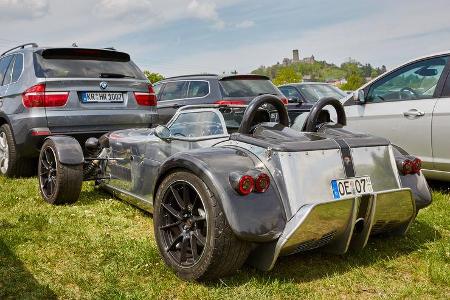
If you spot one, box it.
[0,176,449,299]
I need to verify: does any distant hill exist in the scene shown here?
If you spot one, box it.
[251,56,387,90]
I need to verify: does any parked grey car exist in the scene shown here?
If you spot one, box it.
[153,74,287,124]
[0,43,157,177]
[278,82,347,124]
[35,95,430,280]
[344,51,450,181]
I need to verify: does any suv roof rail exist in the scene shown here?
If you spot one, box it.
[164,73,218,80]
[103,47,116,51]
[1,43,38,56]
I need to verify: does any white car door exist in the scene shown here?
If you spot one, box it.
[345,55,449,169]
[431,60,450,172]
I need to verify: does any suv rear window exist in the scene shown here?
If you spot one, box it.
[219,77,279,97]
[33,48,146,79]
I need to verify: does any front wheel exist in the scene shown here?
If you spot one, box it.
[38,139,83,205]
[154,171,251,280]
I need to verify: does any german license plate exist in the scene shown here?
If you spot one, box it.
[81,92,123,103]
[331,176,373,200]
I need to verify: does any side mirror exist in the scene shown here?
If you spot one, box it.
[155,125,171,140]
[353,90,366,104]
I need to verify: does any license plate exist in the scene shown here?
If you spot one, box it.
[331,176,373,200]
[81,92,123,103]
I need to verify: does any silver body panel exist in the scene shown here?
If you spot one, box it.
[250,188,415,271]
[221,140,401,219]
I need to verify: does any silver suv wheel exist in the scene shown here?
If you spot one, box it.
[0,132,9,174]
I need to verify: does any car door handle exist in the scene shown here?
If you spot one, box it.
[403,109,425,118]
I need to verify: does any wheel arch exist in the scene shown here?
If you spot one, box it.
[0,116,9,126]
[153,149,286,242]
[43,135,84,165]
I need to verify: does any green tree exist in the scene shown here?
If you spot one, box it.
[272,66,302,85]
[340,73,365,91]
[143,70,165,83]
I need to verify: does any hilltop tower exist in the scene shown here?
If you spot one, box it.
[293,49,299,62]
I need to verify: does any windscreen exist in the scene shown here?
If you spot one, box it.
[33,48,146,79]
[219,78,279,97]
[298,84,346,102]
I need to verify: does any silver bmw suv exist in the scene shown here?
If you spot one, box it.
[0,43,157,177]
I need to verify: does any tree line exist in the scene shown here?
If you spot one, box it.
[143,58,387,91]
[251,58,387,90]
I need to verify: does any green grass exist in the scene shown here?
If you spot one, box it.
[0,176,449,299]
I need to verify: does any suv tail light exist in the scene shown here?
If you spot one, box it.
[134,85,157,106]
[397,156,422,175]
[215,100,246,105]
[280,97,288,105]
[22,83,69,108]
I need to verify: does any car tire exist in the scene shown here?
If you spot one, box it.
[154,171,251,281]
[0,124,36,177]
[38,139,83,205]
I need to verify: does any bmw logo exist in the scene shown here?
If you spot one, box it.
[100,81,108,90]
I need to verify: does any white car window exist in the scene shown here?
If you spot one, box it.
[367,56,448,102]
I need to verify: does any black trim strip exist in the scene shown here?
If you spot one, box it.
[335,138,356,178]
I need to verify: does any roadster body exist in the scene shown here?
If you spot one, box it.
[37,95,432,280]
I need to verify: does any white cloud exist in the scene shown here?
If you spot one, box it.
[93,0,154,22]
[187,0,224,29]
[0,0,49,19]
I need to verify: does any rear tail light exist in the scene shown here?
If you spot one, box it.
[255,173,270,193]
[280,97,288,105]
[215,100,246,105]
[22,83,69,108]
[134,85,157,106]
[412,158,422,174]
[230,171,271,195]
[397,156,422,175]
[238,175,254,195]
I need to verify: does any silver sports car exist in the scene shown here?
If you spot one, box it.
[36,95,431,280]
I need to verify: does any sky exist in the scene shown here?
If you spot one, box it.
[0,0,449,77]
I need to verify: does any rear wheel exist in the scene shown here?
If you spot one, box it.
[38,139,83,205]
[154,171,251,281]
[0,124,35,177]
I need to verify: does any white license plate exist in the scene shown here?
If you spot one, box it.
[331,176,373,200]
[81,92,123,103]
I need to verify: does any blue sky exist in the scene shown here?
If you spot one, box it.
[0,0,449,77]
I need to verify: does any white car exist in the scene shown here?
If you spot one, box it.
[344,51,450,181]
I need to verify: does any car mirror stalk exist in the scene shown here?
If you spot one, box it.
[353,90,366,104]
[155,125,172,141]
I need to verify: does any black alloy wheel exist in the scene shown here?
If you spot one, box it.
[159,181,207,267]
[38,139,83,205]
[39,146,58,198]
